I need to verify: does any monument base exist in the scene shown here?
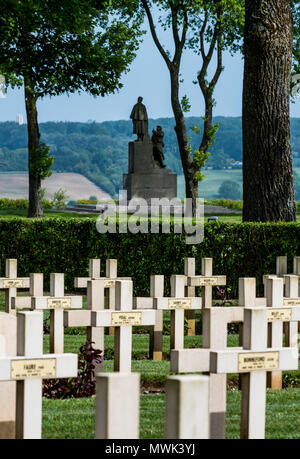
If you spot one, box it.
[123,141,177,203]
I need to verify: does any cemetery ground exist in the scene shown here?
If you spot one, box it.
[1,293,299,439]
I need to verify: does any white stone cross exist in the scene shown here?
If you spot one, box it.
[154,275,202,351]
[91,280,156,372]
[171,277,288,439]
[0,312,17,439]
[11,273,44,311]
[75,258,130,335]
[264,255,300,296]
[64,279,106,372]
[133,275,164,360]
[95,372,210,440]
[184,258,196,335]
[165,375,210,439]
[210,305,299,439]
[0,259,30,313]
[187,258,226,308]
[95,372,140,439]
[0,311,77,439]
[30,273,82,354]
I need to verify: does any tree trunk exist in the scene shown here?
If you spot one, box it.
[24,77,43,218]
[170,67,198,215]
[243,0,296,222]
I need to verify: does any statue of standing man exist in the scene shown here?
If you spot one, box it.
[130,96,149,142]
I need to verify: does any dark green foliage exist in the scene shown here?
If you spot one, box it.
[1,219,300,298]
[218,180,242,200]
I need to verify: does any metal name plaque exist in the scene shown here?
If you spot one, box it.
[3,279,24,288]
[197,277,217,286]
[283,299,300,306]
[267,308,292,322]
[47,298,72,309]
[111,312,142,326]
[11,358,56,380]
[238,352,279,372]
[168,299,192,309]
[104,280,115,288]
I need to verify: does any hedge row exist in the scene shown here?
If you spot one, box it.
[0,198,53,210]
[0,219,299,297]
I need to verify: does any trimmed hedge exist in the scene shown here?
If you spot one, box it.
[0,219,300,296]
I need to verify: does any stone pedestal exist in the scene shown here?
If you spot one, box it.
[123,141,177,202]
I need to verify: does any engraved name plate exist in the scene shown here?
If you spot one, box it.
[111,312,142,326]
[11,358,56,380]
[47,298,72,309]
[283,299,300,306]
[168,299,192,309]
[104,280,115,288]
[238,352,279,372]
[3,280,24,288]
[197,277,217,286]
[267,308,292,322]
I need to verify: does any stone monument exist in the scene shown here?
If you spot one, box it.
[123,97,177,202]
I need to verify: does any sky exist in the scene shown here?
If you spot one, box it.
[0,17,299,123]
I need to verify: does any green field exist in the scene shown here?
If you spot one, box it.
[178,167,300,200]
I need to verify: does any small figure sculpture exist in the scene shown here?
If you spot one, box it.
[130,96,149,142]
[152,125,166,168]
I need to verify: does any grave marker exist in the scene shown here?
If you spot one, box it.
[133,275,164,360]
[0,260,30,313]
[165,375,210,439]
[75,259,130,335]
[31,274,82,354]
[154,275,202,351]
[0,312,17,439]
[64,279,105,371]
[95,372,140,439]
[91,280,156,372]
[210,306,298,439]
[0,311,77,439]
[187,258,226,308]
[170,278,269,439]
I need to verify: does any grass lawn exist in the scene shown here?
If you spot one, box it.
[42,389,300,439]
[0,207,299,223]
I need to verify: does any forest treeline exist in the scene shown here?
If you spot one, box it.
[0,117,300,197]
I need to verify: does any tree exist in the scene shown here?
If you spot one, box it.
[141,0,244,214]
[242,0,296,222]
[0,0,143,217]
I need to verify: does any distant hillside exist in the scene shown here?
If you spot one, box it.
[0,117,299,197]
[0,173,111,201]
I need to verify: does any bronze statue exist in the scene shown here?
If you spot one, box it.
[130,96,149,142]
[152,125,166,168]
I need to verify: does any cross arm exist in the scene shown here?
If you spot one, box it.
[0,278,30,289]
[64,309,91,327]
[91,310,156,327]
[153,297,202,310]
[31,296,82,310]
[0,353,78,381]
[170,348,211,373]
[210,348,298,374]
[187,276,226,287]
[133,297,154,309]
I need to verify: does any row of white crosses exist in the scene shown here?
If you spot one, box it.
[95,277,299,440]
[133,257,226,360]
[172,276,300,439]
